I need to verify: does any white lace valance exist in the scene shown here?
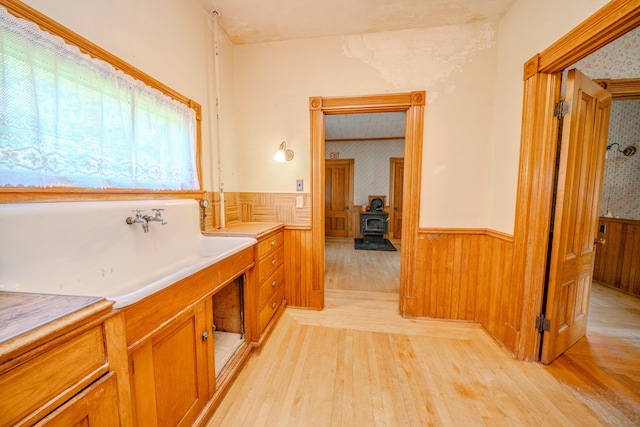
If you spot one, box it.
[0,6,198,190]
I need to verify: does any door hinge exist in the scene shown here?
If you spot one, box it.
[554,100,570,118]
[536,315,551,333]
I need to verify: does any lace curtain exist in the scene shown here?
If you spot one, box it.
[0,6,198,190]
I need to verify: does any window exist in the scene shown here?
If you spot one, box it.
[0,5,200,195]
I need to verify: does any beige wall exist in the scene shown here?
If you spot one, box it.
[16,0,617,232]
[490,0,610,233]
[233,24,499,228]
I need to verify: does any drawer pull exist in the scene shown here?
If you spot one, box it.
[271,259,276,265]
[271,280,276,287]
[271,302,277,310]
[202,330,209,341]
[271,240,276,246]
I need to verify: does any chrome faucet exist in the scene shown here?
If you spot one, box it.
[144,208,167,225]
[126,209,149,233]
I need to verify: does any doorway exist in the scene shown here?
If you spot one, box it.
[323,113,405,294]
[309,92,425,311]
[513,3,640,361]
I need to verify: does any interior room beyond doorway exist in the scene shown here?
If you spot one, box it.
[323,111,406,295]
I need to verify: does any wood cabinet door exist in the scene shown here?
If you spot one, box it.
[36,372,120,427]
[541,69,611,364]
[130,302,210,426]
[325,159,354,237]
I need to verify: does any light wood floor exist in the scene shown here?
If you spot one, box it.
[207,241,640,426]
[324,237,401,293]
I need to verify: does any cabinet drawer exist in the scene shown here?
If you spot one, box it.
[0,326,108,426]
[258,246,284,283]
[257,232,284,259]
[258,265,284,307]
[35,371,120,426]
[258,284,285,333]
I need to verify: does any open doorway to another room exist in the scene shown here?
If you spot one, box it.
[323,112,405,295]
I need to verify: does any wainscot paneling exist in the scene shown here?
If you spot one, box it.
[203,192,311,229]
[416,228,517,354]
[594,217,640,297]
[284,227,313,308]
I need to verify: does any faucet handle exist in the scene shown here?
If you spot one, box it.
[132,208,145,216]
[151,208,165,214]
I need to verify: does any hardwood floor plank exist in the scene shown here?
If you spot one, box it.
[324,237,400,293]
[206,264,640,426]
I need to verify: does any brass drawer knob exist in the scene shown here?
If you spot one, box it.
[272,280,276,287]
[271,259,276,265]
[271,302,276,310]
[271,240,276,246]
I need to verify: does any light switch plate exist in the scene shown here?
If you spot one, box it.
[296,179,303,191]
[296,196,303,208]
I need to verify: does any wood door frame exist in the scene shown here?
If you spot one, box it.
[310,92,425,311]
[513,0,640,361]
[389,157,404,240]
[324,158,355,237]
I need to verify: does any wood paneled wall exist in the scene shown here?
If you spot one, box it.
[415,229,517,353]
[203,192,311,230]
[283,227,313,308]
[204,191,519,353]
[594,217,640,297]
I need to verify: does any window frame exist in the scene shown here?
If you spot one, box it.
[0,0,204,203]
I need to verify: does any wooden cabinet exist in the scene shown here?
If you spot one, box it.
[205,223,286,346]
[36,372,120,426]
[123,247,255,427]
[0,295,131,427]
[256,229,286,335]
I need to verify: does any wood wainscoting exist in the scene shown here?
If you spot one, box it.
[284,226,313,308]
[415,228,518,353]
[203,192,311,230]
[594,217,640,297]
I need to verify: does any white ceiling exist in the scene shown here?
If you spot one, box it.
[202,0,516,45]
[325,112,406,141]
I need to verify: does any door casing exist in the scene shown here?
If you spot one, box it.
[309,93,425,312]
[513,1,640,361]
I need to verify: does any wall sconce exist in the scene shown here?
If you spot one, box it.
[607,142,636,157]
[273,141,294,162]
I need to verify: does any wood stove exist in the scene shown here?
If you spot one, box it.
[359,197,389,246]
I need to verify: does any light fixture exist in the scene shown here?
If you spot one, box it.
[273,141,294,162]
[607,142,637,157]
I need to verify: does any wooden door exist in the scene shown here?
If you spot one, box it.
[130,301,209,426]
[390,158,404,240]
[541,69,611,364]
[325,159,354,238]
